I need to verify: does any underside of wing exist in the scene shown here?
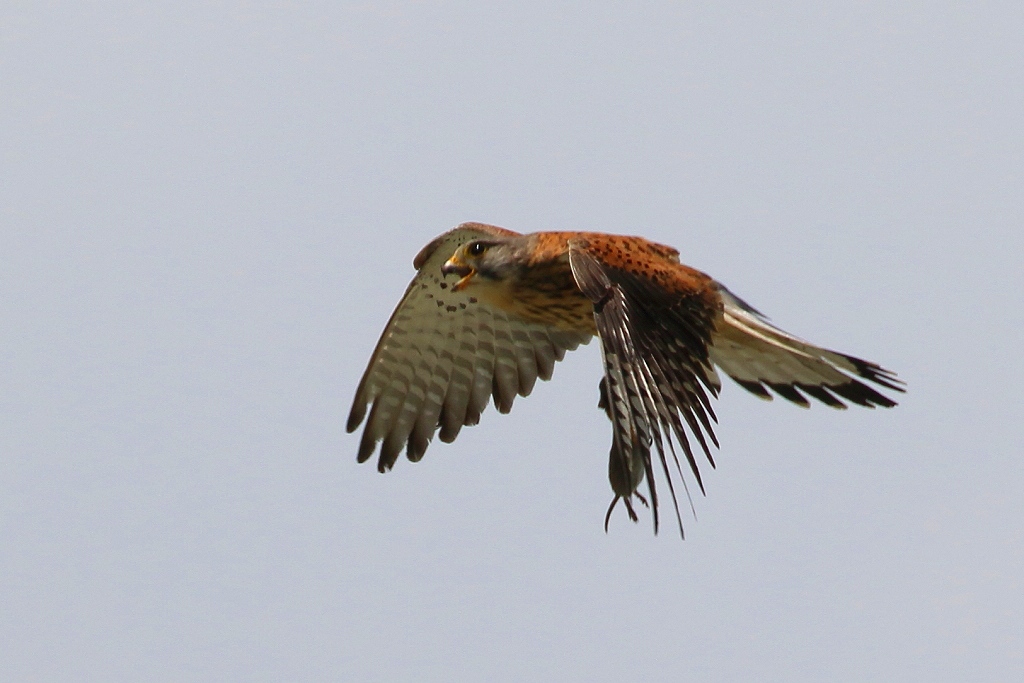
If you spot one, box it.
[709,285,905,408]
[568,241,722,537]
[348,227,591,472]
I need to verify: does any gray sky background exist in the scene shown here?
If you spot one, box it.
[2,2,1022,681]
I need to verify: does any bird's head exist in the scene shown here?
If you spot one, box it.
[441,237,525,291]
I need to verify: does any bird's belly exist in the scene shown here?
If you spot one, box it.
[473,275,597,334]
[507,287,597,333]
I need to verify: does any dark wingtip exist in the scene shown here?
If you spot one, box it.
[357,433,376,463]
[767,382,811,408]
[347,403,367,433]
[797,384,847,409]
[844,355,907,394]
[406,433,429,463]
[830,378,898,408]
[736,379,774,401]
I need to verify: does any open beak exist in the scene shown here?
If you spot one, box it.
[441,256,475,291]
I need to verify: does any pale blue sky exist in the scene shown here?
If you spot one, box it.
[2,2,1021,681]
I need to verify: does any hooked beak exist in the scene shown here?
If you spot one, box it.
[441,255,475,291]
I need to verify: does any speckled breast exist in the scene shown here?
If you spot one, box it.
[471,258,597,333]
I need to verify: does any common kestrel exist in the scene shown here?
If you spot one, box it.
[348,223,904,535]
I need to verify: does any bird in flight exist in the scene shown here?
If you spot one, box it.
[348,223,904,536]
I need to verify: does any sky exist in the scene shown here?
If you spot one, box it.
[2,2,1022,681]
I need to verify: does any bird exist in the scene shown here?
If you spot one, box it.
[347,222,904,536]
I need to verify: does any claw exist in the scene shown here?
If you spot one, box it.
[606,494,645,532]
[604,496,620,532]
[624,497,639,522]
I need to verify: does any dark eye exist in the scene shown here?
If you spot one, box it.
[467,241,487,256]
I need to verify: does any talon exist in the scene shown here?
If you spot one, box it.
[624,497,639,522]
[604,496,620,532]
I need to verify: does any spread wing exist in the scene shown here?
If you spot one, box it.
[708,285,905,408]
[348,227,592,472]
[568,238,723,536]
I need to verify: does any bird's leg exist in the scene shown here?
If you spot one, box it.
[600,377,651,530]
[623,497,639,522]
[604,496,620,532]
[604,495,640,533]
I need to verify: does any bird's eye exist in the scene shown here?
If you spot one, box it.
[467,241,487,256]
